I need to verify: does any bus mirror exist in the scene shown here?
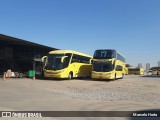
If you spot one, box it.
[61,56,68,63]
[61,57,64,63]
[90,59,93,64]
[41,56,47,62]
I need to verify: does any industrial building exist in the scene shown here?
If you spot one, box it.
[0,34,57,76]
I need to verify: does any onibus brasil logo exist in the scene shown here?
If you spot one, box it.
[1,112,42,117]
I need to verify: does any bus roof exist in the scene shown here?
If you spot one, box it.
[49,50,92,58]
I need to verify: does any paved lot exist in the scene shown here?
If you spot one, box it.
[0,75,160,120]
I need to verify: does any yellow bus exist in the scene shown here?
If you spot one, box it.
[92,49,125,80]
[128,68,145,75]
[134,68,145,75]
[152,69,159,75]
[44,50,92,79]
[124,67,128,75]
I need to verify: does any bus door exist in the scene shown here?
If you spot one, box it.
[115,65,123,78]
[70,58,79,77]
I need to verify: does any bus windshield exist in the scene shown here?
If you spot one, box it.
[93,50,115,59]
[93,61,114,72]
[45,53,71,70]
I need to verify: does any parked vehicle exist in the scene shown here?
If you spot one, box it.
[44,50,92,79]
[92,49,125,80]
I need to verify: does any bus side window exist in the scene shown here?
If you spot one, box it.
[71,54,77,63]
[116,65,122,71]
[116,66,118,71]
[71,59,76,63]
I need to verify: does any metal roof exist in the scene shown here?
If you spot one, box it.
[0,34,58,50]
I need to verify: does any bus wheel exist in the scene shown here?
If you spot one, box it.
[68,72,73,80]
[122,73,124,79]
[114,74,116,80]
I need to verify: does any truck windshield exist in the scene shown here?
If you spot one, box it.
[45,53,72,70]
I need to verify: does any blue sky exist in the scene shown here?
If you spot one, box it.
[0,0,160,68]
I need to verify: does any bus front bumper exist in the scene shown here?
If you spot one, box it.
[91,72,114,80]
[44,70,67,78]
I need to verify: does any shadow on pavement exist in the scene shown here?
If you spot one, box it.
[77,78,112,82]
[140,75,160,78]
[35,76,68,81]
[36,76,123,82]
[76,77,123,82]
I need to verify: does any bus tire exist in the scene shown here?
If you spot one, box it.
[122,73,124,79]
[113,74,116,80]
[68,72,73,80]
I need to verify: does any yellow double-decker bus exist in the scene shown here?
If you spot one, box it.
[44,50,92,79]
[92,49,125,80]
